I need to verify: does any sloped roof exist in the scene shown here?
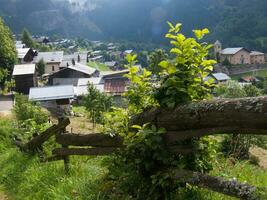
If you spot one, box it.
[29,85,74,101]
[77,77,102,86]
[211,73,231,81]
[102,69,130,78]
[16,48,31,59]
[74,84,104,96]
[250,51,264,56]
[104,61,117,67]
[67,63,97,75]
[13,64,36,76]
[33,51,64,63]
[214,40,221,45]
[124,50,133,54]
[221,48,250,55]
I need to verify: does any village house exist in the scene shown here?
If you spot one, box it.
[90,55,104,62]
[239,76,260,83]
[48,62,99,85]
[101,69,130,105]
[29,85,75,116]
[104,61,118,70]
[12,64,38,94]
[60,51,89,67]
[16,48,36,63]
[33,36,50,45]
[250,51,265,64]
[209,73,231,84]
[15,41,26,49]
[220,47,251,65]
[33,51,64,74]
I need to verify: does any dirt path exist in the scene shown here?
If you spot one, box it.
[0,191,8,200]
[249,147,267,169]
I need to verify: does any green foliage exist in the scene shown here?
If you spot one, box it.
[148,49,168,75]
[155,22,216,108]
[222,58,231,66]
[102,108,129,137]
[124,54,158,114]
[105,124,178,199]
[214,80,246,98]
[243,84,262,97]
[21,28,35,48]
[36,59,45,75]
[103,23,218,199]
[215,81,267,159]
[13,94,49,138]
[83,84,113,127]
[0,18,17,72]
[0,68,8,87]
[13,94,48,124]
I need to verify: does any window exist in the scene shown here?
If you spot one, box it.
[52,66,55,71]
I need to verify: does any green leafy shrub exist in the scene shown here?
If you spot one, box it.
[155,22,216,108]
[124,54,158,114]
[83,83,113,128]
[103,23,217,199]
[215,81,267,159]
[13,94,49,140]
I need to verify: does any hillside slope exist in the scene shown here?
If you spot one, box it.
[1,0,267,51]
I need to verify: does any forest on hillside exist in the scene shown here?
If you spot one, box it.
[1,0,267,51]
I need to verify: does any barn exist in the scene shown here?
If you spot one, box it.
[12,64,38,94]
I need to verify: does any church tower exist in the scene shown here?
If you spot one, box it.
[214,40,222,62]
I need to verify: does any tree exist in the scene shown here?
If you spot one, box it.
[83,84,113,129]
[0,18,17,71]
[36,59,45,76]
[222,58,231,66]
[214,80,246,98]
[148,49,168,75]
[21,28,35,48]
[215,80,265,159]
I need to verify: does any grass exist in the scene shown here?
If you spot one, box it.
[70,106,102,134]
[231,68,267,80]
[87,61,111,72]
[0,116,267,199]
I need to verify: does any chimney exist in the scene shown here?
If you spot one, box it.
[72,58,75,66]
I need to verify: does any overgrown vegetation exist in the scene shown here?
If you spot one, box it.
[215,81,267,159]
[13,94,50,141]
[83,84,113,128]
[100,23,219,199]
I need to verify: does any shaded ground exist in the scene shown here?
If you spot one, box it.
[0,95,13,114]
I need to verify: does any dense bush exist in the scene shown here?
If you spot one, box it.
[83,84,113,128]
[215,81,267,159]
[102,23,217,199]
[13,94,49,139]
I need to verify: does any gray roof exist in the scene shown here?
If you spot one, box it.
[211,73,231,81]
[74,84,104,96]
[90,56,103,61]
[17,48,31,59]
[67,63,97,75]
[13,64,36,76]
[250,51,264,56]
[124,50,133,54]
[214,40,221,45]
[33,51,64,63]
[221,47,249,55]
[29,85,74,101]
[77,77,102,86]
[52,77,102,86]
[102,69,130,77]
[104,61,117,67]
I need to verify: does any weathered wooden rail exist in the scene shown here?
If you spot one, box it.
[17,96,267,199]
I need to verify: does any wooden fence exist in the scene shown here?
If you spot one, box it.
[18,96,267,200]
